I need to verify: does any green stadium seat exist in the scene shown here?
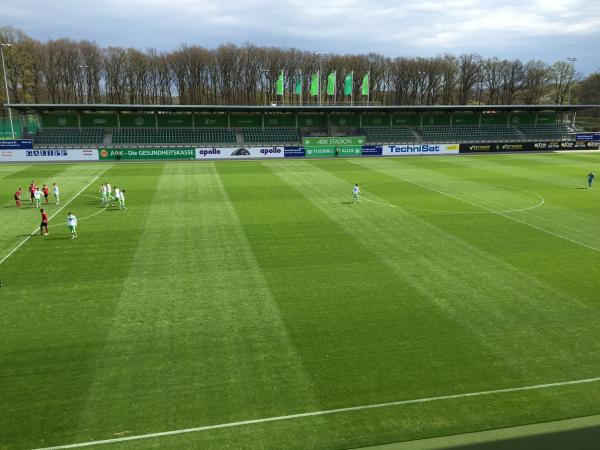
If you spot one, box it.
[111,128,236,144]
[34,128,104,145]
[363,127,417,143]
[417,126,522,143]
[518,124,572,140]
[242,128,299,144]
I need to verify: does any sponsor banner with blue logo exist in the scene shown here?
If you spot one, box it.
[576,133,600,141]
[382,144,459,156]
[0,148,99,162]
[195,146,284,159]
[361,145,383,156]
[0,139,33,149]
[283,146,305,157]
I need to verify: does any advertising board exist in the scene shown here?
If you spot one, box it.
[361,145,383,156]
[0,139,33,149]
[304,147,336,158]
[99,148,195,160]
[0,148,98,162]
[576,133,600,142]
[302,136,366,147]
[382,144,460,156]
[459,141,600,153]
[283,146,305,157]
[195,147,285,159]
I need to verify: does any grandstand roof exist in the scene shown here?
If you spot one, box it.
[5,103,599,113]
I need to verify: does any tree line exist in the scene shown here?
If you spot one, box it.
[0,25,596,110]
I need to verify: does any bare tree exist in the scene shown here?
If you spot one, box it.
[457,54,482,104]
[550,60,577,104]
[523,60,550,104]
[0,26,577,109]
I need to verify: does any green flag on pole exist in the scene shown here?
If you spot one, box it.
[361,73,369,96]
[344,72,353,96]
[295,77,302,95]
[276,70,284,96]
[326,71,336,96]
[310,73,319,96]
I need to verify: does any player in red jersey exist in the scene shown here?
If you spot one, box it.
[40,208,49,235]
[29,182,36,204]
[14,188,22,207]
[42,184,50,204]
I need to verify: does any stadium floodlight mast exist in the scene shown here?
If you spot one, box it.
[0,43,15,139]
[566,57,577,105]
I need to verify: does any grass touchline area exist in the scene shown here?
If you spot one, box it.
[31,376,600,450]
[2,153,600,450]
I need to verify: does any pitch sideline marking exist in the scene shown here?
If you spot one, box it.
[32,376,600,450]
[361,191,545,215]
[76,194,111,222]
[396,178,600,253]
[0,175,100,267]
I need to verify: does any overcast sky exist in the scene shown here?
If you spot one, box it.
[3,0,599,73]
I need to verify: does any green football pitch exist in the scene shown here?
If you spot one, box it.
[2,153,600,450]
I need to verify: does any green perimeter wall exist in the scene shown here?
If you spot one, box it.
[41,112,78,128]
[119,113,155,128]
[0,117,23,138]
[80,113,118,128]
[196,114,228,128]
[481,113,509,125]
[452,113,479,125]
[157,113,193,128]
[38,111,560,129]
[264,113,295,127]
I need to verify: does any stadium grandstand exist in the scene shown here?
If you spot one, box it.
[3,103,596,148]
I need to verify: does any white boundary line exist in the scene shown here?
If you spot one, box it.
[76,194,110,222]
[0,175,100,266]
[361,191,545,215]
[356,158,600,252]
[32,376,600,450]
[396,179,600,253]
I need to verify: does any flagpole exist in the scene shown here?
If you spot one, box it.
[334,71,337,106]
[350,71,353,107]
[367,71,370,107]
[318,69,321,107]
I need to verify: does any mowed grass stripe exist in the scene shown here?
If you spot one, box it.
[257,159,600,446]
[63,162,319,449]
[278,159,600,382]
[436,154,600,239]
[217,162,482,404]
[28,377,600,450]
[3,158,600,450]
[0,164,159,450]
[399,154,600,307]
[350,155,600,308]
[358,156,600,254]
[0,164,108,258]
[443,153,600,192]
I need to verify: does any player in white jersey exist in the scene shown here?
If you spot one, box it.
[113,187,120,207]
[100,183,108,204]
[34,188,42,208]
[352,183,361,204]
[106,183,113,201]
[118,189,126,209]
[53,182,60,205]
[67,212,77,238]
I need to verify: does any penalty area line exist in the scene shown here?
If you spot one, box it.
[32,375,600,450]
[0,175,100,267]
